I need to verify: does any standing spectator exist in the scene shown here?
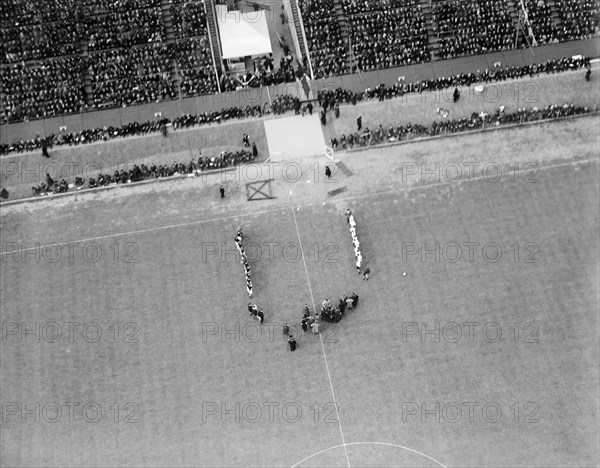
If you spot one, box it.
[334,103,340,118]
[311,321,320,334]
[320,110,327,125]
[325,166,332,178]
[453,88,461,103]
[288,335,297,351]
[252,143,258,159]
[283,323,290,336]
[301,317,309,333]
[357,116,362,130]
[220,185,225,198]
[585,67,592,81]
[41,142,50,158]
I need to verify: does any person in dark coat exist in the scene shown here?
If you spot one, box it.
[46,173,54,187]
[301,317,308,333]
[320,110,326,126]
[338,298,346,315]
[453,87,460,102]
[325,165,332,178]
[585,67,592,81]
[334,103,340,118]
[252,143,258,159]
[256,310,264,323]
[220,185,225,198]
[357,116,362,131]
[41,142,50,158]
[283,323,290,336]
[288,336,297,351]
[307,102,313,115]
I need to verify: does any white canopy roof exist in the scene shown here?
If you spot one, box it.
[217,7,272,59]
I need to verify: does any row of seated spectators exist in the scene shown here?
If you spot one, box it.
[170,1,207,38]
[79,0,160,15]
[32,149,255,196]
[1,96,297,155]
[432,0,515,59]
[301,0,347,78]
[1,56,590,155]
[332,104,594,149]
[2,57,86,122]
[344,0,430,71]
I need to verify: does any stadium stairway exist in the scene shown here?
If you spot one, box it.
[333,0,353,73]
[205,0,224,75]
[74,0,94,107]
[288,0,311,75]
[159,0,181,98]
[420,0,440,60]
[546,0,562,26]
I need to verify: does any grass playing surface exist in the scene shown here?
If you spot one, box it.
[1,116,598,466]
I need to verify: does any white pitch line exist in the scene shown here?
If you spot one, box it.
[289,191,352,468]
[290,441,448,468]
[5,156,598,254]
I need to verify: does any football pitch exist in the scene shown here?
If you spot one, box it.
[1,122,599,467]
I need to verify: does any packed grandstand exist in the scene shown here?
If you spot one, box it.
[1,0,598,125]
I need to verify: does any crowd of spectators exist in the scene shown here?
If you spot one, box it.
[0,0,78,27]
[170,1,207,38]
[317,56,591,107]
[80,0,160,15]
[555,0,599,40]
[1,56,590,155]
[301,0,347,78]
[1,21,80,63]
[86,7,164,51]
[343,0,430,71]
[521,0,560,45]
[432,0,515,59]
[174,38,217,96]
[334,103,594,149]
[2,58,86,122]
[31,147,255,196]
[89,44,175,107]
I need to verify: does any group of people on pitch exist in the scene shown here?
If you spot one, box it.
[282,295,360,351]
[235,227,253,297]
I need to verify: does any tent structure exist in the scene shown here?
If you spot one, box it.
[217,7,272,59]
